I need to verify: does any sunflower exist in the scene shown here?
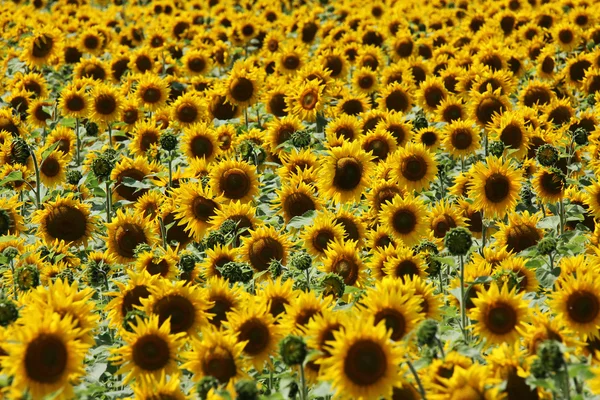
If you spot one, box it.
[263,83,289,117]
[360,128,397,162]
[277,43,305,74]
[494,211,543,254]
[179,122,219,163]
[88,83,123,125]
[318,141,375,203]
[335,90,371,116]
[281,290,333,334]
[551,272,600,340]
[131,373,187,400]
[135,74,169,112]
[320,238,367,288]
[1,311,89,400]
[134,247,179,281]
[320,317,403,400]
[106,209,158,264]
[390,143,438,192]
[352,67,379,94]
[432,364,499,399]
[209,159,259,204]
[383,246,427,281]
[111,156,154,203]
[379,194,428,247]
[522,311,582,357]
[241,226,291,273]
[415,126,442,152]
[404,275,443,320]
[182,328,247,384]
[37,146,68,188]
[442,119,481,158]
[106,270,159,329]
[469,156,523,219]
[366,180,403,217]
[171,92,206,126]
[286,79,325,122]
[203,276,243,329]
[495,257,538,294]
[532,167,565,204]
[277,148,318,181]
[210,201,259,239]
[417,77,448,112]
[325,114,362,145]
[552,22,581,52]
[32,194,96,247]
[224,299,284,371]
[428,200,466,240]
[274,180,321,224]
[265,115,305,157]
[182,49,212,76]
[225,60,264,108]
[21,27,62,68]
[171,182,221,241]
[0,195,24,236]
[470,88,510,127]
[256,277,297,321]
[26,98,52,128]
[435,96,467,123]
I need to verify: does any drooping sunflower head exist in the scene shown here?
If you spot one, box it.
[494,211,543,254]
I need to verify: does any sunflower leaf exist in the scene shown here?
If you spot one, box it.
[0,171,23,187]
[40,140,61,161]
[285,210,316,230]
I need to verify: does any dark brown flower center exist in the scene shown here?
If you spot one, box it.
[313,229,334,252]
[116,168,148,201]
[402,155,427,181]
[177,103,199,123]
[333,157,363,191]
[209,295,234,328]
[500,124,523,149]
[392,209,416,234]
[284,192,315,220]
[132,334,170,371]
[341,99,364,116]
[486,302,517,334]
[220,168,250,200]
[203,349,237,383]
[25,334,67,383]
[249,237,284,271]
[365,139,389,161]
[154,294,196,334]
[484,173,510,203]
[84,35,100,50]
[121,285,150,317]
[142,87,162,104]
[374,308,406,341]
[46,205,87,243]
[41,157,60,178]
[394,260,419,279]
[433,215,456,238]
[567,291,599,324]
[115,222,148,258]
[476,97,506,125]
[95,94,117,115]
[230,78,254,102]
[344,339,388,385]
[32,35,54,58]
[424,86,444,108]
[451,128,473,150]
[66,95,85,112]
[238,318,270,355]
[269,93,287,117]
[333,257,358,286]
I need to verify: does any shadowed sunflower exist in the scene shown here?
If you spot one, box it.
[136,75,169,112]
[171,92,206,126]
[182,328,247,385]
[321,239,367,288]
[105,270,159,329]
[442,119,481,158]
[134,247,179,280]
[21,27,62,68]
[428,200,466,240]
[0,195,24,236]
[256,277,297,322]
[241,226,291,273]
[469,156,523,219]
[360,127,397,162]
[320,317,404,400]
[142,279,213,337]
[359,279,424,341]
[32,194,96,247]
[470,282,530,346]
[551,272,600,340]
[265,115,305,157]
[417,77,448,112]
[532,168,565,204]
[433,364,500,399]
[274,180,321,223]
[390,142,438,192]
[205,276,243,328]
[494,211,543,254]
[379,194,428,247]
[111,156,154,203]
[470,88,510,127]
[106,209,158,264]
[172,182,222,242]
[318,141,375,203]
[88,83,123,125]
[110,315,185,385]
[224,299,284,371]
[281,290,334,334]
[1,311,89,400]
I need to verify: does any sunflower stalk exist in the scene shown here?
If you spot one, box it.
[562,361,571,400]
[29,147,42,210]
[75,117,81,165]
[459,254,468,343]
[105,181,112,223]
[10,258,17,302]
[299,362,308,400]
[168,151,173,188]
[107,123,113,148]
[558,200,565,235]
[406,360,427,400]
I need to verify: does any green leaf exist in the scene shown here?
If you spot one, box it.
[537,216,561,230]
[0,171,23,187]
[286,210,316,230]
[41,140,61,161]
[88,362,107,381]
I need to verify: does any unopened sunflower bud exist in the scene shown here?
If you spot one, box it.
[235,379,259,400]
[197,376,219,400]
[416,319,438,347]
[2,247,18,261]
[204,230,226,250]
[488,140,505,158]
[179,253,199,272]
[291,129,312,148]
[92,155,114,181]
[66,169,83,185]
[220,219,238,235]
[320,273,345,298]
[85,120,99,136]
[537,340,564,374]
[218,261,253,283]
[573,127,589,146]
[16,265,40,291]
[536,144,559,167]
[55,268,75,285]
[0,298,18,326]
[290,251,312,271]
[86,260,110,287]
[268,259,283,278]
[537,236,557,256]
[444,227,473,256]
[279,335,307,366]
[530,357,548,379]
[413,111,428,130]
[160,132,178,152]
[134,243,152,257]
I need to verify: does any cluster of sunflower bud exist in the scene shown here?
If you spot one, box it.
[91,147,118,182]
[236,139,266,166]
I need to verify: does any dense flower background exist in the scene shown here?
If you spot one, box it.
[3,0,600,399]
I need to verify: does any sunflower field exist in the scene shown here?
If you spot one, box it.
[6,0,600,399]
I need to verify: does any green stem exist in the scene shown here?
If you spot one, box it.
[108,123,113,148]
[563,362,571,400]
[459,254,468,342]
[406,360,427,400]
[559,199,565,235]
[437,338,446,358]
[305,267,310,288]
[168,152,173,188]
[30,147,42,209]
[75,118,81,165]
[159,217,167,248]
[438,267,444,294]
[549,253,554,270]
[300,363,307,400]
[10,259,17,301]
[105,181,112,223]
[480,223,487,256]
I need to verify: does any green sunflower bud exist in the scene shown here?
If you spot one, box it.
[279,335,307,366]
[537,340,564,374]
[55,268,75,285]
[15,265,40,291]
[488,140,505,158]
[197,376,219,400]
[291,129,312,148]
[320,272,345,298]
[573,127,589,146]
[0,298,18,326]
[444,227,473,256]
[268,259,283,278]
[2,246,18,261]
[218,261,253,284]
[220,219,238,235]
[160,132,178,152]
[10,138,31,166]
[85,120,99,136]
[66,169,83,185]
[204,230,226,250]
[134,243,152,257]
[536,144,559,167]
[179,253,199,272]
[416,319,438,348]
[290,251,312,271]
[235,379,259,400]
[537,236,557,256]
[92,154,114,181]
